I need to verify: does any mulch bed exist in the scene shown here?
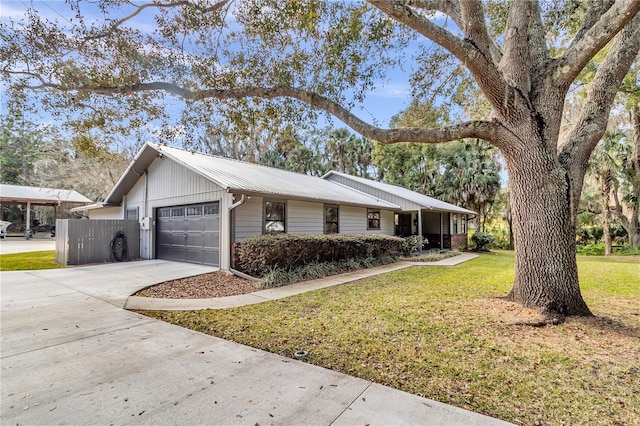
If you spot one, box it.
[135,271,261,299]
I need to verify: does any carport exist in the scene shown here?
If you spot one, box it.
[0,184,92,236]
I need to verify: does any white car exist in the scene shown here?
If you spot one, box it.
[0,220,11,239]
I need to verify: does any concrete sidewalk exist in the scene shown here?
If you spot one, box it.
[1,258,511,425]
[125,253,479,311]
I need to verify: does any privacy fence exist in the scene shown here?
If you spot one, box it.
[55,219,140,266]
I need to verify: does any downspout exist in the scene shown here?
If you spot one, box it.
[228,194,246,274]
[143,170,149,259]
[144,170,148,218]
[440,212,443,250]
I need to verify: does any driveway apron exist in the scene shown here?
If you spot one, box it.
[1,260,511,425]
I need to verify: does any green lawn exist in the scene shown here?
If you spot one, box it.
[144,252,640,425]
[0,250,63,271]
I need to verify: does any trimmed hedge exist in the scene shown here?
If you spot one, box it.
[237,233,404,277]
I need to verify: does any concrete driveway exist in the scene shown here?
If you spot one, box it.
[0,237,56,254]
[1,260,511,425]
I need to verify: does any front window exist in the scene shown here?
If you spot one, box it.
[324,205,339,234]
[367,209,380,230]
[265,201,286,234]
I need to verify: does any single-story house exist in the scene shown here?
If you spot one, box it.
[72,143,474,269]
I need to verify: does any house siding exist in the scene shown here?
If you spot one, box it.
[234,196,263,242]
[234,198,394,242]
[339,206,394,235]
[88,206,123,219]
[288,200,323,234]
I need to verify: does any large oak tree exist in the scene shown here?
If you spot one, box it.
[2,0,639,318]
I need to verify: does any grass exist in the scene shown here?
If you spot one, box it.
[143,252,640,425]
[0,250,63,271]
[401,250,461,262]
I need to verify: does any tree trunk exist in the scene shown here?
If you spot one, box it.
[504,147,592,317]
[629,106,640,249]
[601,174,613,256]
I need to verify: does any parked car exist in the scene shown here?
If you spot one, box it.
[0,221,10,239]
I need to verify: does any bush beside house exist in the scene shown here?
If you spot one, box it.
[237,233,404,277]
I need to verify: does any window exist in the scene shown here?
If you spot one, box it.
[324,205,339,234]
[187,206,203,216]
[265,201,286,234]
[367,209,380,230]
[204,203,219,216]
[453,214,468,234]
[126,207,138,220]
[171,207,185,217]
[158,208,170,218]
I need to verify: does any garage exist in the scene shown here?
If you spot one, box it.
[156,202,220,266]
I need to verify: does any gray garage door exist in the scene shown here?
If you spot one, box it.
[156,202,220,266]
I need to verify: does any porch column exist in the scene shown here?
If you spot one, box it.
[26,201,31,231]
[417,210,422,239]
[439,212,443,250]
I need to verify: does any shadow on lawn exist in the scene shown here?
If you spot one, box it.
[576,314,640,339]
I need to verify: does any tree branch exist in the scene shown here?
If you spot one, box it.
[459,0,501,66]
[559,12,640,214]
[401,0,463,28]
[553,0,640,88]
[84,0,232,42]
[367,0,507,114]
[498,1,534,95]
[568,0,615,52]
[29,79,504,145]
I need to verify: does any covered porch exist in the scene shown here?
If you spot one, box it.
[0,184,92,238]
[395,210,471,251]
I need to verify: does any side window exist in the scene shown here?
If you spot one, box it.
[367,209,380,230]
[324,205,339,234]
[126,207,139,220]
[265,201,286,234]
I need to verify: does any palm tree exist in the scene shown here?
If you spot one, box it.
[588,130,626,255]
[437,140,501,231]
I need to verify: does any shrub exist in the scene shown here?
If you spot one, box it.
[262,255,397,288]
[577,243,640,256]
[237,233,403,277]
[471,231,495,251]
[577,243,605,256]
[401,235,427,255]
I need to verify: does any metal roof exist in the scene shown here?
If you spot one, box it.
[105,143,399,210]
[0,184,92,205]
[322,171,476,215]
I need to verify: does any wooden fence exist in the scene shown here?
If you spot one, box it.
[55,219,140,266]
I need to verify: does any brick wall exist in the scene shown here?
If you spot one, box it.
[451,233,468,250]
